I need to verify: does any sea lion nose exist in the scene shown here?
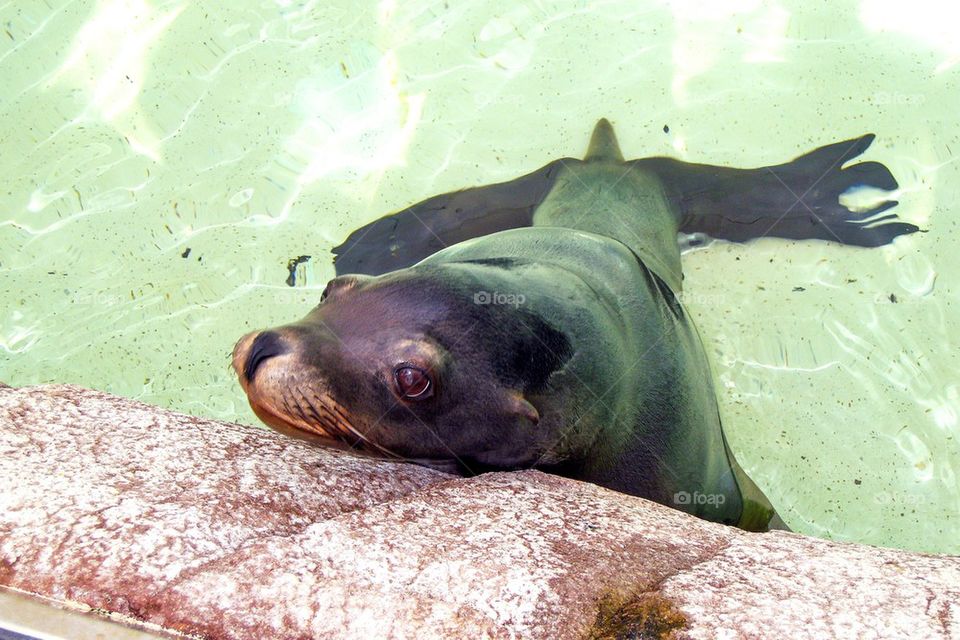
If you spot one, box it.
[243,331,288,382]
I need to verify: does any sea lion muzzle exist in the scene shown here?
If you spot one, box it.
[232,330,350,442]
[232,327,411,460]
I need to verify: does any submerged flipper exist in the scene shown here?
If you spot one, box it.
[332,124,917,276]
[637,134,917,247]
[332,159,567,275]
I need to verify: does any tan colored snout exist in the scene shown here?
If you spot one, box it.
[231,329,350,443]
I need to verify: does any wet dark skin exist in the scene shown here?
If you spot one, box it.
[233,120,915,530]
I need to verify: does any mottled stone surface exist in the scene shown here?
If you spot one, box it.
[0,384,957,639]
[661,532,960,640]
[0,384,450,636]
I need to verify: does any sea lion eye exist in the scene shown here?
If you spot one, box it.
[394,365,433,400]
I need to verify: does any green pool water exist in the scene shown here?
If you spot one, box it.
[1,0,957,554]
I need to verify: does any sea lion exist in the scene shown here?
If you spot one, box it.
[232,120,915,530]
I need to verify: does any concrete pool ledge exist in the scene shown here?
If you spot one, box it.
[0,384,957,640]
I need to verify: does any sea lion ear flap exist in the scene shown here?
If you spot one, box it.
[504,390,540,425]
[320,274,373,302]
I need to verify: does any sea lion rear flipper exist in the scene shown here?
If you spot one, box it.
[583,118,625,162]
[636,134,918,247]
[332,159,569,275]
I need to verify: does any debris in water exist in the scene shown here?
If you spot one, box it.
[286,255,312,287]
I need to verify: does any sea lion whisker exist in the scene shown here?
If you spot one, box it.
[300,390,349,434]
[342,423,407,461]
[289,393,342,440]
[280,395,298,422]
[303,397,330,421]
[294,389,347,440]
[328,405,355,424]
[318,402,342,422]
[289,394,312,427]
[293,388,407,461]
[299,395,332,431]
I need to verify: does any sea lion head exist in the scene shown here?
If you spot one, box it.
[232,263,572,473]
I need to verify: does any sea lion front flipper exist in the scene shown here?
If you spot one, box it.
[636,134,919,247]
[332,160,568,276]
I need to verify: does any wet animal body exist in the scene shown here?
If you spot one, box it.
[233,120,914,529]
